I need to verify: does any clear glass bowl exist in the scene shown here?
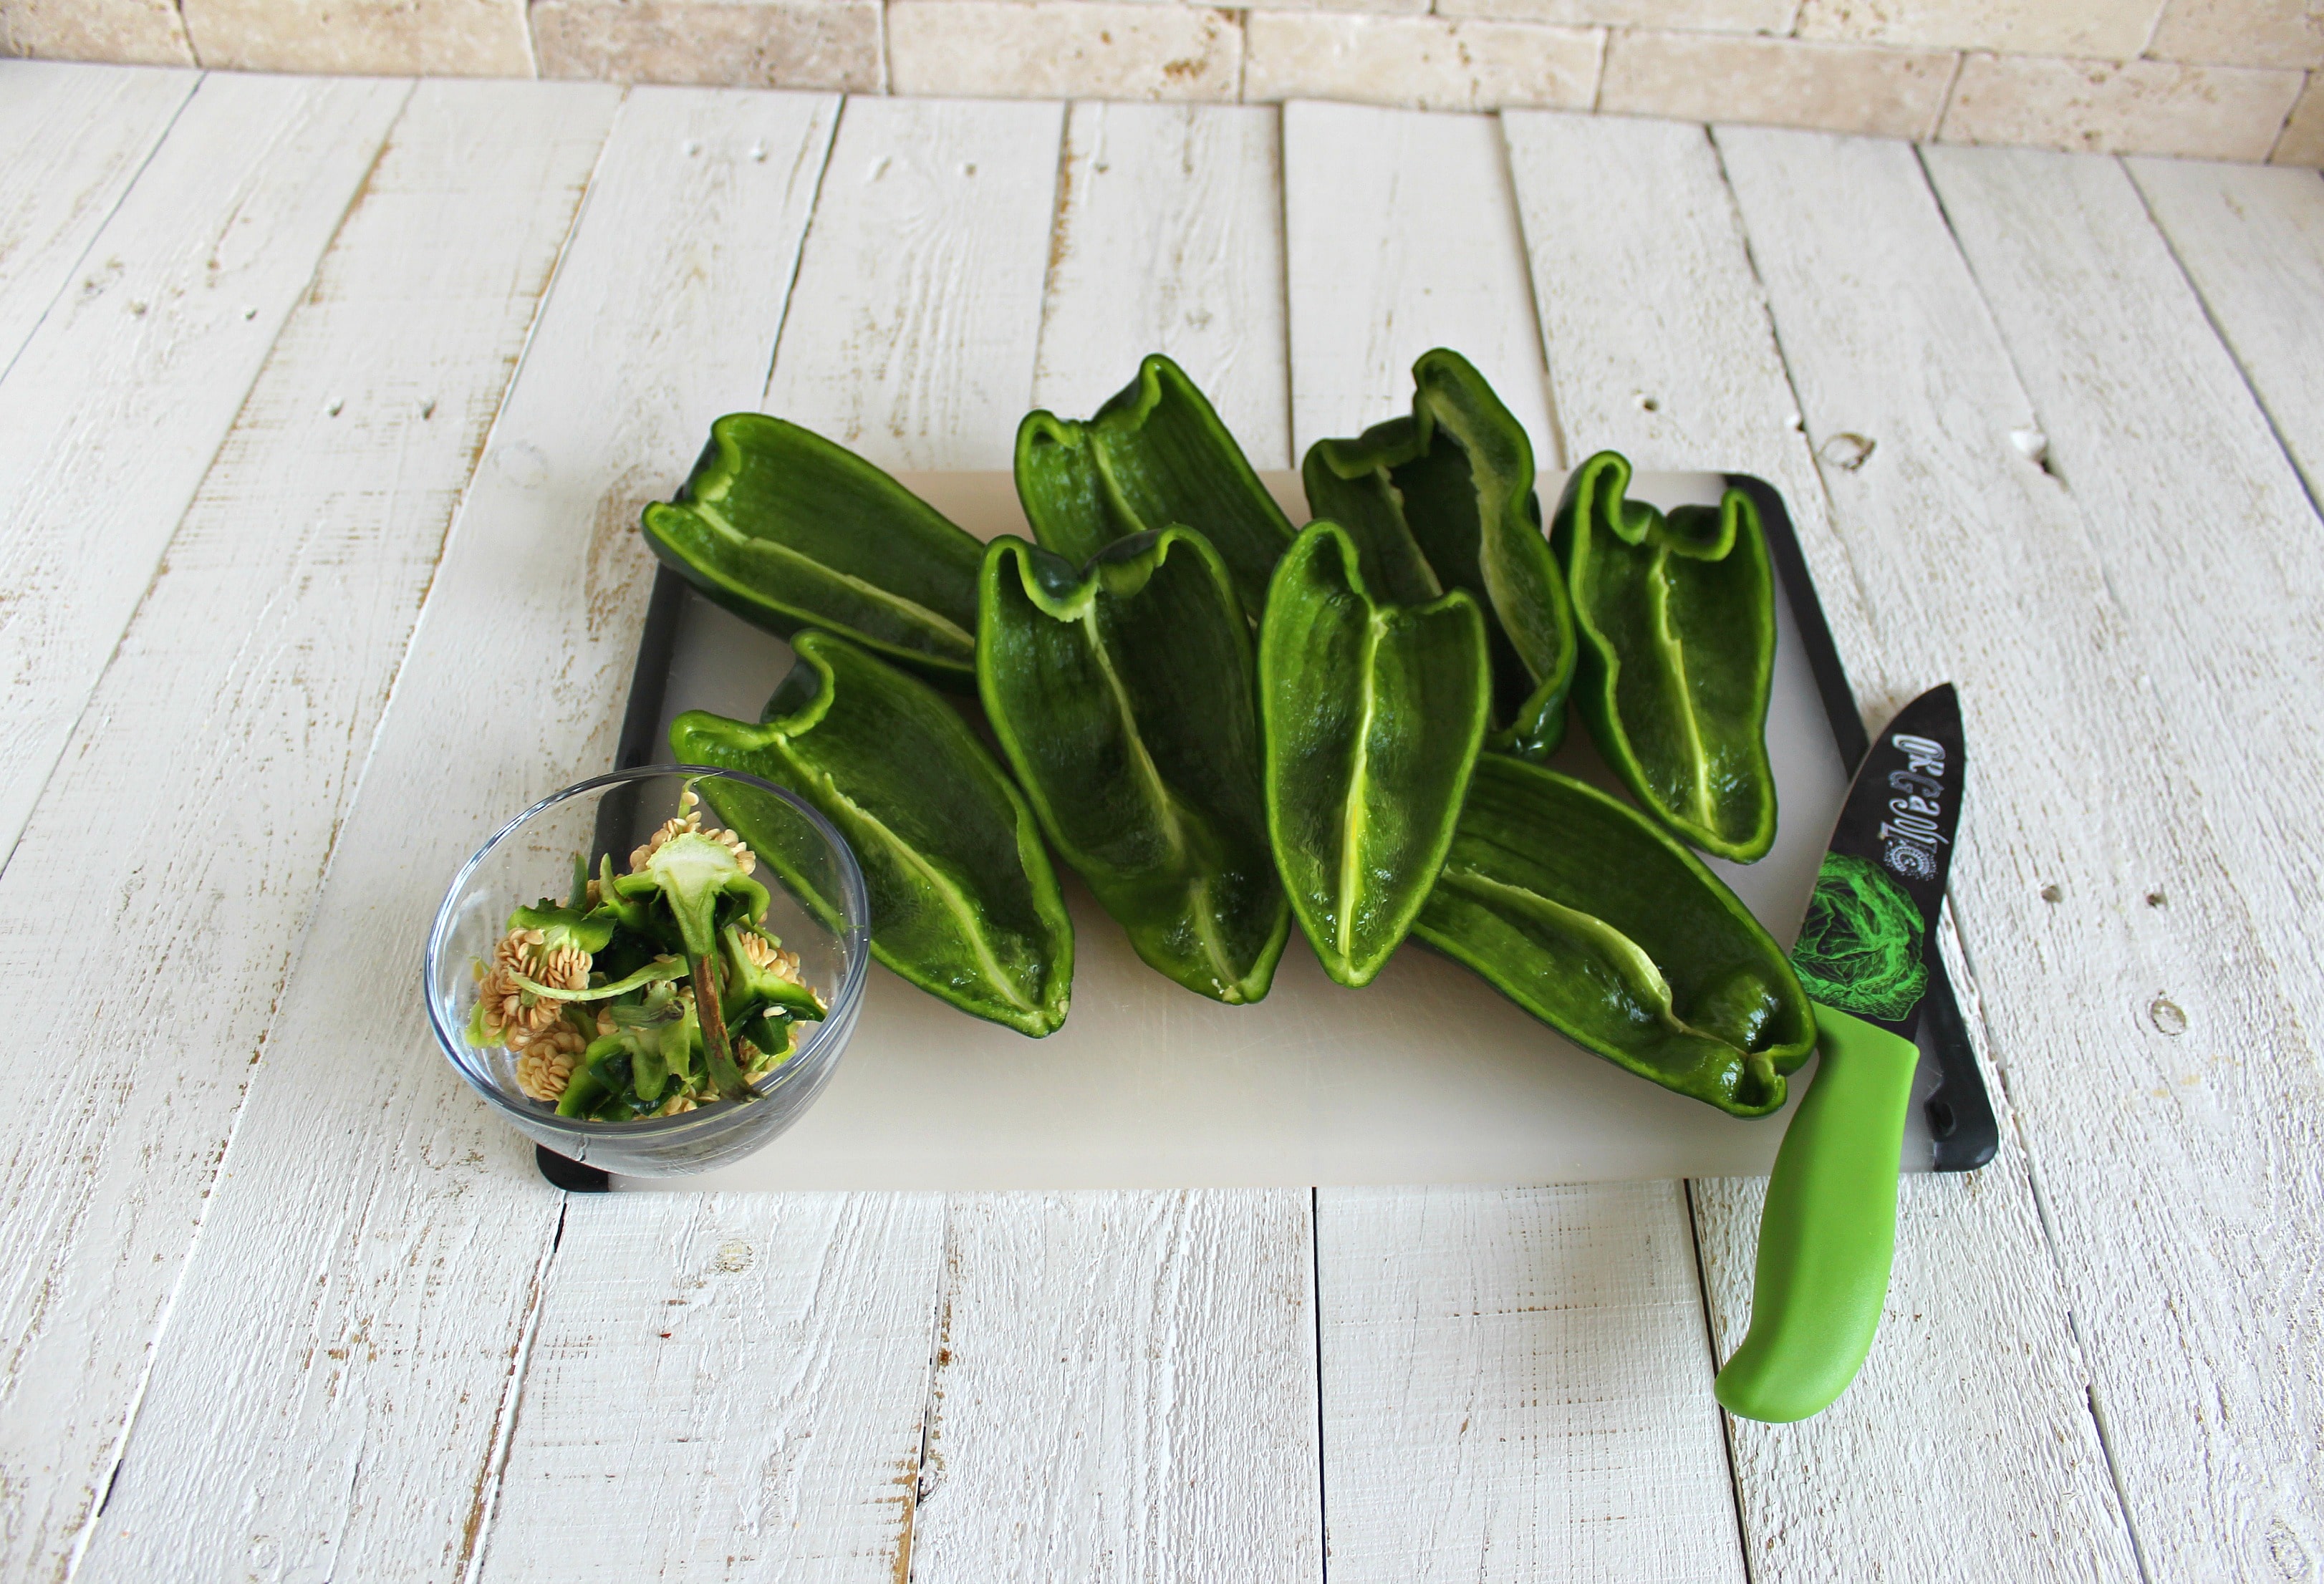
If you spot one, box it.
[423,765,870,1177]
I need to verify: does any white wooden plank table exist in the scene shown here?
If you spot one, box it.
[4,59,2320,1583]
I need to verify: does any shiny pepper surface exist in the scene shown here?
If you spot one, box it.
[1414,755,1816,1116]
[1014,354,1296,620]
[1302,349,1574,759]
[979,527,1289,1005]
[1553,450,1779,861]
[671,629,1074,1036]
[643,414,986,687]
[1259,522,1490,987]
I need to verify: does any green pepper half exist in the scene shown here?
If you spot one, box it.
[978,527,1289,1005]
[1259,521,1490,987]
[1301,349,1574,759]
[1414,755,1816,1116]
[670,629,1073,1037]
[1553,450,1778,862]
[1015,354,1296,619]
[643,414,986,687]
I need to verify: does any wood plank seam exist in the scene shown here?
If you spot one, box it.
[1697,130,2138,1563]
[752,90,854,408]
[1308,1184,1330,1580]
[0,71,203,392]
[64,84,826,1580]
[2120,167,2324,525]
[458,1202,566,1584]
[1680,1179,1758,1578]
[42,79,613,1583]
[1693,121,2204,1579]
[1926,908,2156,1583]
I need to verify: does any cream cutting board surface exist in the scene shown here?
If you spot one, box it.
[626,470,1936,1190]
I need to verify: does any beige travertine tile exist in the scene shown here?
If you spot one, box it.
[1,0,194,61]
[1242,11,1600,110]
[888,1,1240,100]
[2149,0,2324,69]
[1795,0,2161,57]
[1434,0,1795,32]
[534,0,878,88]
[2274,70,2324,158]
[1942,51,2303,156]
[1236,0,1428,20]
[182,0,532,73]
[1599,29,1957,137]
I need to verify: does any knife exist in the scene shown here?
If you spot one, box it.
[1714,682,1966,1423]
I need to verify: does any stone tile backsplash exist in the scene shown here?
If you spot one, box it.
[4,0,2320,163]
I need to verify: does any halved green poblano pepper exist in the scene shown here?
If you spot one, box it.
[1015,354,1296,619]
[642,414,986,687]
[1414,755,1816,1116]
[1553,450,1778,862]
[1301,349,1574,759]
[1259,521,1490,988]
[978,527,1290,1005]
[669,629,1073,1036]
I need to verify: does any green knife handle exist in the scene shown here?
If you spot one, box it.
[1713,1004,1920,1424]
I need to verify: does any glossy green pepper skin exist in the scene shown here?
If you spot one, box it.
[1553,450,1778,861]
[1301,349,1574,759]
[669,629,1074,1036]
[1260,522,1490,987]
[978,527,1290,1005]
[642,414,986,687]
[1414,755,1816,1116]
[1015,354,1296,619]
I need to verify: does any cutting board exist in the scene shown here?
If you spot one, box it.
[614,470,1958,1191]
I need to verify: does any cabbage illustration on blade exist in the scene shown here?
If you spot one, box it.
[1790,852,1927,1023]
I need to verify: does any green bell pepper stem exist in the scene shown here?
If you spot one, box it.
[1412,755,1816,1116]
[1300,349,1575,759]
[1014,354,1296,620]
[1714,1004,1920,1422]
[692,953,751,1104]
[1259,521,1490,987]
[642,413,986,687]
[978,527,1289,1005]
[672,630,1073,1036]
[1553,450,1778,862]
[508,955,686,1002]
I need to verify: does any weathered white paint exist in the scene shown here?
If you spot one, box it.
[478,92,1074,1584]
[1498,112,1875,700]
[1919,140,2324,1582]
[1281,100,1556,462]
[1505,112,2145,1583]
[0,62,196,376]
[1315,1182,1742,1583]
[889,102,1322,1584]
[2126,157,2324,506]
[478,1194,949,1583]
[1033,100,1292,470]
[0,78,618,1584]
[763,95,1065,470]
[1287,102,1743,1583]
[12,69,2321,1584]
[0,72,409,874]
[911,1192,1323,1583]
[72,87,842,1583]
